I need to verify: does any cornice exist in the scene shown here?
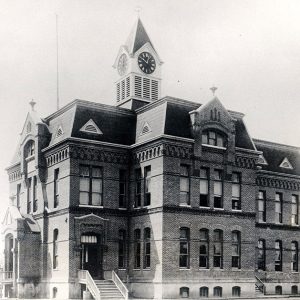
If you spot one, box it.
[256,176,300,191]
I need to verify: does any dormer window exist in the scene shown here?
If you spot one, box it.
[24,140,35,158]
[202,130,226,148]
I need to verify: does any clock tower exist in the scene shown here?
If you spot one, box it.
[113,18,163,110]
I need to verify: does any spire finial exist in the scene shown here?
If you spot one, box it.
[210,86,218,96]
[29,99,36,111]
[135,6,141,18]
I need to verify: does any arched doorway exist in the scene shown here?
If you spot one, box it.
[80,234,103,279]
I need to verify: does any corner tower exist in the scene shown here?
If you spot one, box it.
[113,18,163,110]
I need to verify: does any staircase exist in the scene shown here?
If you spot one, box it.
[255,275,265,297]
[78,270,128,300]
[95,280,124,300]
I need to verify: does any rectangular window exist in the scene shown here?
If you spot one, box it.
[275,193,283,223]
[232,231,241,268]
[180,165,190,205]
[53,229,58,269]
[33,176,38,212]
[257,239,266,271]
[143,228,151,269]
[144,166,151,206]
[292,195,299,225]
[213,230,223,268]
[214,170,223,208]
[27,177,32,214]
[200,168,209,207]
[232,173,241,210]
[54,169,59,208]
[118,230,126,269]
[258,191,266,222]
[134,229,141,269]
[135,169,142,208]
[79,165,103,206]
[291,242,298,272]
[199,229,209,268]
[17,184,21,210]
[275,240,282,271]
[119,170,126,208]
[179,228,190,268]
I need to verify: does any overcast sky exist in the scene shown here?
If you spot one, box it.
[1,0,300,223]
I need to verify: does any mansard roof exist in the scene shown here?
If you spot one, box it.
[45,99,136,147]
[254,139,300,176]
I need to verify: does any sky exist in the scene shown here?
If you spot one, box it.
[1,0,300,233]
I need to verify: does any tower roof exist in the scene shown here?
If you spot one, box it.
[125,18,155,55]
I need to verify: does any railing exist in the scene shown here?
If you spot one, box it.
[255,275,265,294]
[0,271,13,283]
[78,270,101,300]
[112,270,128,300]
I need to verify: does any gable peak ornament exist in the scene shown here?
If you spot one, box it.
[210,86,217,96]
[29,99,36,111]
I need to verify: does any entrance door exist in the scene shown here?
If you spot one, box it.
[81,235,103,279]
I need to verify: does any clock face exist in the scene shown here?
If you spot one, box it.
[117,54,128,76]
[138,52,156,74]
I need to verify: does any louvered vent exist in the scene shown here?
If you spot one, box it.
[140,122,151,136]
[121,79,125,100]
[56,126,63,138]
[126,77,130,97]
[151,80,159,100]
[116,83,120,102]
[85,124,98,133]
[134,76,142,97]
[80,119,103,135]
[143,78,151,99]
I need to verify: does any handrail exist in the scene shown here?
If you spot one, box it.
[112,270,128,300]
[255,275,265,294]
[78,270,101,300]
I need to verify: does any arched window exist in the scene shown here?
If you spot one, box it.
[180,287,189,298]
[179,228,190,268]
[24,140,35,158]
[118,230,126,269]
[213,286,222,297]
[134,229,141,269]
[52,287,57,298]
[275,240,282,271]
[53,229,58,269]
[275,285,282,295]
[291,285,298,295]
[143,227,151,269]
[292,241,298,272]
[213,230,223,268]
[202,130,227,148]
[199,229,209,268]
[199,286,209,298]
[257,239,266,270]
[232,231,241,268]
[232,286,241,297]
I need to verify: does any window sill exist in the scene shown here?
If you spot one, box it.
[118,208,127,210]
[213,208,224,210]
[199,206,210,209]
[133,269,141,271]
[143,268,151,271]
[202,144,226,150]
[232,209,242,212]
[199,268,210,270]
[179,204,191,207]
[79,205,103,208]
[118,269,126,271]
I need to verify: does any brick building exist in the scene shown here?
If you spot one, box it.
[2,18,300,300]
